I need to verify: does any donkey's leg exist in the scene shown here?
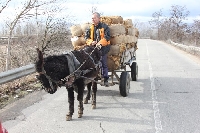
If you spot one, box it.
[77,79,84,118]
[84,82,92,104]
[91,81,97,109]
[66,87,74,121]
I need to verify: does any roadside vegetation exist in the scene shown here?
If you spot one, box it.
[138,5,200,46]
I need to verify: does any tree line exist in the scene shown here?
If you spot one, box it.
[147,5,200,46]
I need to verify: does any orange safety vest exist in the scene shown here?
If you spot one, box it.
[86,24,110,46]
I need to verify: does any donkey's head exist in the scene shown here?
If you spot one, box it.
[35,48,58,94]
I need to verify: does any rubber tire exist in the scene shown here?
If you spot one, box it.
[131,62,138,81]
[119,71,130,97]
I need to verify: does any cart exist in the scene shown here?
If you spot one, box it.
[106,46,138,97]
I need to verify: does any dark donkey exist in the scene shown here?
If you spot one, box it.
[35,46,101,121]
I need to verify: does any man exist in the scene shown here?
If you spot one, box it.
[85,12,111,87]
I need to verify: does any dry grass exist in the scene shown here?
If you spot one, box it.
[0,73,42,109]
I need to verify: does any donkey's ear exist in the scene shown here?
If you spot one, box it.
[36,48,43,61]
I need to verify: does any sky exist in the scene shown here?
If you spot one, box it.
[64,0,200,23]
[0,0,200,27]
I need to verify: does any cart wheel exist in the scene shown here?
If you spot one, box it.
[119,71,130,97]
[131,62,138,81]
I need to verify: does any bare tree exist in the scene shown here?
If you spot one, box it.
[191,19,200,46]
[5,0,57,70]
[37,2,72,54]
[169,5,189,43]
[0,0,11,14]
[159,18,172,40]
[132,19,140,28]
[137,22,152,38]
[149,9,163,39]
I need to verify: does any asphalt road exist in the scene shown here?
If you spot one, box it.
[1,39,200,133]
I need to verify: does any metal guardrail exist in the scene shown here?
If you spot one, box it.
[0,64,36,85]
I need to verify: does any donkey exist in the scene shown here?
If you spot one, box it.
[35,46,101,121]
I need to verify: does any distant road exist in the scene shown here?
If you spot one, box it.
[1,39,200,133]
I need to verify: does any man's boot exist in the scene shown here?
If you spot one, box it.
[104,77,109,87]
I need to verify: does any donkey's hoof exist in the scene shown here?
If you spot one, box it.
[91,104,96,109]
[66,115,72,121]
[78,113,83,118]
[83,98,88,104]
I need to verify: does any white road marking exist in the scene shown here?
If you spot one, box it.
[146,43,163,133]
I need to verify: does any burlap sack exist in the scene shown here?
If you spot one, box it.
[126,27,134,36]
[71,36,86,47]
[126,43,138,50]
[101,16,112,25]
[128,35,136,43]
[110,35,125,44]
[132,35,137,43]
[107,55,121,70]
[109,24,126,37]
[123,35,128,44]
[81,22,91,34]
[101,16,124,25]
[128,35,135,43]
[135,28,139,37]
[123,19,133,28]
[119,43,126,53]
[80,36,86,44]
[108,44,120,56]
[130,42,136,48]
[70,24,83,36]
[126,43,132,49]
[110,16,123,24]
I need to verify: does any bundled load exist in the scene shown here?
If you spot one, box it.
[103,16,139,71]
[70,16,139,71]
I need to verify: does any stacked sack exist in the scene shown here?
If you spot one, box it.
[70,23,91,50]
[102,16,139,70]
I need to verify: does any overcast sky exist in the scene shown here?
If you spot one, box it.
[1,0,200,26]
[65,0,200,23]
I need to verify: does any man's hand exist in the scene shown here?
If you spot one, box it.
[91,41,97,46]
[96,42,102,49]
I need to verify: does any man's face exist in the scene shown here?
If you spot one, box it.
[92,14,100,25]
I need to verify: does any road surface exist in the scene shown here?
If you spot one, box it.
[1,39,200,133]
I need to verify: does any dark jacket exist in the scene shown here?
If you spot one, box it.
[85,22,111,55]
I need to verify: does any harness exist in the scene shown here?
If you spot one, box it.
[41,46,101,91]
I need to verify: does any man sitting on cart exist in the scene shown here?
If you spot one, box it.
[85,12,111,87]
